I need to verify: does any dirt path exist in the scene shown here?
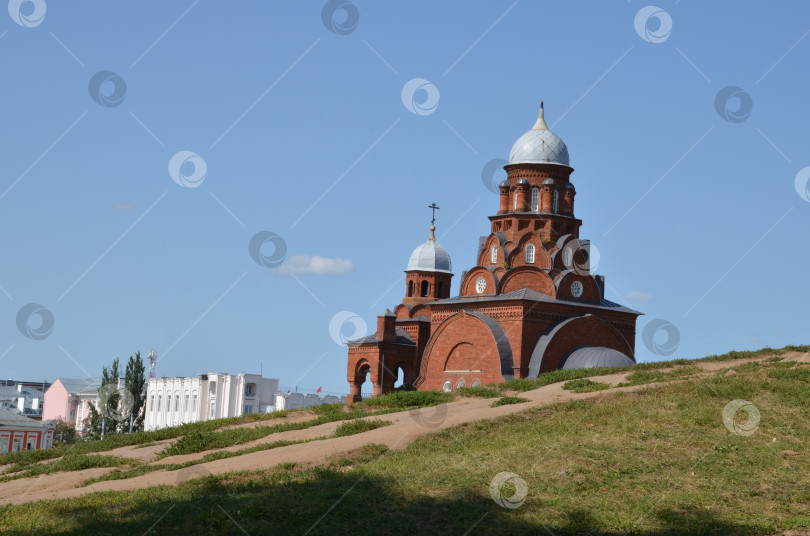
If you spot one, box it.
[1,352,803,506]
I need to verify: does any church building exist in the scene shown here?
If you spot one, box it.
[346,104,641,402]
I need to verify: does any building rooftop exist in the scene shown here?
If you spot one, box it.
[55,378,102,395]
[431,287,641,315]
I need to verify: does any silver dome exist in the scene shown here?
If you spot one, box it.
[508,105,570,167]
[559,346,634,370]
[406,237,452,274]
[516,177,530,185]
[499,179,510,188]
[542,178,556,185]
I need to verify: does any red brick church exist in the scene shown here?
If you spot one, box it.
[346,103,641,402]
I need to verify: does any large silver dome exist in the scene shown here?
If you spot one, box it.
[406,233,452,274]
[508,105,570,167]
[559,346,634,370]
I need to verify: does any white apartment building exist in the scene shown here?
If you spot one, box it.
[145,373,279,431]
[274,392,341,411]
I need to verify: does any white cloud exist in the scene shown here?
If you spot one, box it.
[273,255,354,276]
[623,290,654,302]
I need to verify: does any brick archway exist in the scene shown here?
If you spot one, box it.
[416,310,514,390]
[527,315,635,375]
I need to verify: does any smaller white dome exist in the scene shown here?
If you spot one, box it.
[406,235,452,274]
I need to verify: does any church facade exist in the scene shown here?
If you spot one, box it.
[346,104,641,402]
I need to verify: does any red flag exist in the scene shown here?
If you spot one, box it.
[316,386,322,393]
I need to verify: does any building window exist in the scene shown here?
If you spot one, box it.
[513,191,518,210]
[407,280,413,297]
[553,190,559,213]
[245,383,257,397]
[526,244,535,264]
[442,380,452,393]
[150,395,154,411]
[438,281,444,298]
[244,405,254,415]
[210,400,215,419]
[175,395,180,413]
[563,247,573,268]
[420,280,429,297]
[490,245,497,264]
[471,379,481,388]
[12,437,22,453]
[456,379,466,389]
[184,395,189,414]
[157,395,161,412]
[531,188,539,211]
[192,394,197,413]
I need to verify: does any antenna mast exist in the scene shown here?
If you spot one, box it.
[148,349,157,379]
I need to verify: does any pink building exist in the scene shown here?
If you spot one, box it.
[0,408,54,453]
[42,378,101,433]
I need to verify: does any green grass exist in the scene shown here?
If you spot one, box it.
[455,386,501,398]
[618,364,701,387]
[160,408,401,456]
[354,390,452,408]
[332,419,391,437]
[490,396,529,407]
[562,378,610,393]
[0,409,295,470]
[1,350,809,534]
[0,454,138,483]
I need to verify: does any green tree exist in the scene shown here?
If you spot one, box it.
[51,417,78,445]
[82,358,121,440]
[82,353,148,439]
[124,352,146,433]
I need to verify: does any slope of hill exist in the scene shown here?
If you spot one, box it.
[0,346,809,535]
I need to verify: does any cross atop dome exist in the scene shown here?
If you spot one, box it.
[428,202,439,239]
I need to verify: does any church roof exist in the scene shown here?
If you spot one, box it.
[430,288,641,315]
[508,103,570,167]
[346,327,415,347]
[406,229,453,274]
[559,346,635,369]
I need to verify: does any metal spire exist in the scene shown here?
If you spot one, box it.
[532,101,549,131]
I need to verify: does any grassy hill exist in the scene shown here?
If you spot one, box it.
[1,346,809,535]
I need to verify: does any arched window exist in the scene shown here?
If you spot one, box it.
[420,280,429,297]
[525,244,535,264]
[490,245,497,264]
[513,191,518,210]
[531,188,539,211]
[553,190,559,213]
[442,380,452,392]
[456,379,466,389]
[563,247,573,268]
[407,280,413,297]
[438,281,444,298]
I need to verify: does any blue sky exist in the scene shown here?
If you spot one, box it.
[1,1,808,396]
